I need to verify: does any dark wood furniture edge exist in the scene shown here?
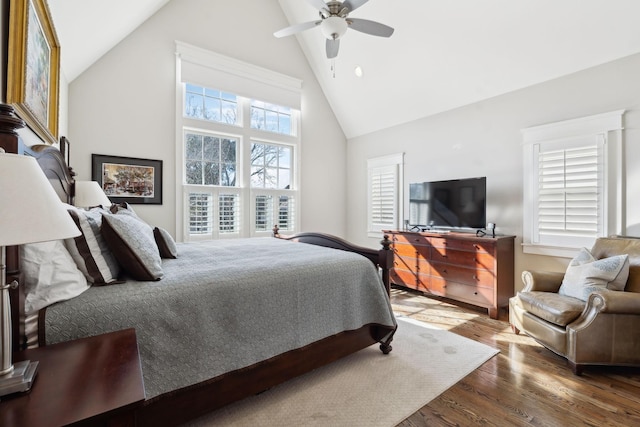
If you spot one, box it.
[136,323,395,426]
[4,328,145,427]
[272,225,394,295]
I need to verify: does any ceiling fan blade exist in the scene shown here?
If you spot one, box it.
[308,0,328,11]
[343,0,369,13]
[274,20,321,38]
[326,38,340,59]
[347,18,394,37]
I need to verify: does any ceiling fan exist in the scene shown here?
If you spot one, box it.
[274,0,394,59]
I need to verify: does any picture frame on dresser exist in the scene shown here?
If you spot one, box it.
[92,154,163,205]
[6,0,60,145]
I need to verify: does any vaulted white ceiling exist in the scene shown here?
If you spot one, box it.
[49,0,640,138]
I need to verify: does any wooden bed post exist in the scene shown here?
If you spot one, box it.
[0,104,26,352]
[378,235,393,295]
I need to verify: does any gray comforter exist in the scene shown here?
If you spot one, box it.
[44,237,396,399]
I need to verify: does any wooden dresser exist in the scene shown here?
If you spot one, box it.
[385,230,515,319]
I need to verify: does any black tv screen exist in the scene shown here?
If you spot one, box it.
[409,177,486,229]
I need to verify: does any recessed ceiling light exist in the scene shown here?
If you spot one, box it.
[354,65,364,78]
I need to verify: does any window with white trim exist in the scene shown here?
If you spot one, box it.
[367,153,404,237]
[522,110,624,257]
[175,42,301,241]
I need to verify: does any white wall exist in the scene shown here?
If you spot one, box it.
[347,52,640,291]
[66,0,347,238]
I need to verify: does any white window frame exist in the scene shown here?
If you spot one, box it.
[175,42,301,242]
[367,153,404,238]
[521,110,624,257]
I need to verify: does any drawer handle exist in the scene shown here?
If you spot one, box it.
[443,269,447,273]
[474,291,478,295]
[473,275,478,280]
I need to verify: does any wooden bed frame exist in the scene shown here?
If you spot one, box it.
[0,105,396,426]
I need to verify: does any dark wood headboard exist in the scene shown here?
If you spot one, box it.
[0,104,75,351]
[22,144,75,204]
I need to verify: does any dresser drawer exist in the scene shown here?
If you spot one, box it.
[429,237,494,254]
[431,277,495,307]
[393,254,431,274]
[390,268,418,289]
[429,262,495,287]
[393,242,431,261]
[390,233,431,246]
[431,248,495,269]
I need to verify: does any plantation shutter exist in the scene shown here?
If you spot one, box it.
[534,135,604,247]
[370,166,396,228]
[367,153,403,235]
[188,192,214,237]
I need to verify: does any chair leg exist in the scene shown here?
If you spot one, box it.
[569,361,584,375]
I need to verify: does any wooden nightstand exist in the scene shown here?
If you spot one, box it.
[0,328,145,426]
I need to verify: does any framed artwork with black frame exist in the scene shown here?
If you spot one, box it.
[92,154,163,205]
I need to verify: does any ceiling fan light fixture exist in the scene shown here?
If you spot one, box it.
[321,16,348,40]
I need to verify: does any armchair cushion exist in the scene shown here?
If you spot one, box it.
[517,291,585,327]
[558,248,629,301]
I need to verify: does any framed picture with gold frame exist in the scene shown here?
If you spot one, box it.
[6,0,60,145]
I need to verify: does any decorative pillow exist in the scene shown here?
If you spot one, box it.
[154,227,178,259]
[558,248,630,301]
[110,202,138,215]
[65,207,121,285]
[101,212,164,281]
[20,240,90,316]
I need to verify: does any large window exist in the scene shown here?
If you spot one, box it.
[185,85,238,125]
[522,110,624,257]
[176,43,301,241]
[185,133,237,186]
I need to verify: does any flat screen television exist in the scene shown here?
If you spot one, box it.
[409,177,486,230]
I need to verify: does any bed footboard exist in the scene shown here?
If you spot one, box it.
[272,226,393,295]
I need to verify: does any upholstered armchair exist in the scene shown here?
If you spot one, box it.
[509,237,640,374]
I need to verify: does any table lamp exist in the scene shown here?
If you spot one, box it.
[0,150,81,397]
[74,180,111,208]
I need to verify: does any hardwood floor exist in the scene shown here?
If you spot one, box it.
[390,287,640,427]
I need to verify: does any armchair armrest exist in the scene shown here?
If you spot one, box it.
[588,290,640,314]
[569,290,640,334]
[521,270,564,292]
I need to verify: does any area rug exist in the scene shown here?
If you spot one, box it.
[187,316,499,427]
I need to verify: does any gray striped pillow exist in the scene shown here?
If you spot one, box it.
[64,207,121,285]
[101,212,164,281]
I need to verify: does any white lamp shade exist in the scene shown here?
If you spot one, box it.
[74,180,111,208]
[0,152,81,246]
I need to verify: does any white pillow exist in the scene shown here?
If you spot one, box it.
[558,248,630,301]
[20,240,90,316]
